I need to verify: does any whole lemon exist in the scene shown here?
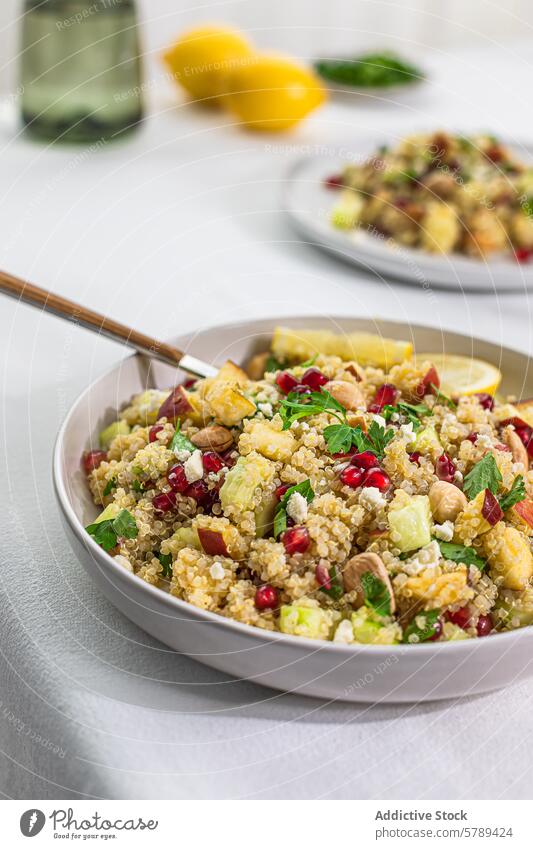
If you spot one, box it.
[163,25,254,103]
[223,55,327,131]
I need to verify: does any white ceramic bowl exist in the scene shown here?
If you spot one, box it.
[53,316,533,703]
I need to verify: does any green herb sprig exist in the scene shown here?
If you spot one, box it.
[157,552,173,578]
[86,509,138,552]
[402,609,441,644]
[383,401,431,432]
[279,389,346,430]
[463,453,502,500]
[273,479,314,538]
[169,419,195,454]
[437,541,486,571]
[103,477,117,496]
[320,565,344,601]
[361,571,392,617]
[430,383,457,411]
[498,475,526,513]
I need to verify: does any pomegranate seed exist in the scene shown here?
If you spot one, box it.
[324,174,343,189]
[202,452,224,473]
[275,484,291,500]
[83,450,107,473]
[281,526,310,555]
[409,451,421,465]
[482,489,503,526]
[368,383,398,413]
[186,480,211,507]
[183,378,196,389]
[436,453,456,482]
[447,607,471,629]
[149,425,164,443]
[428,617,443,641]
[221,449,237,468]
[292,383,313,395]
[415,365,440,399]
[475,393,494,411]
[515,247,532,263]
[363,468,391,492]
[340,466,365,488]
[351,451,378,470]
[275,371,298,395]
[167,463,189,493]
[466,432,478,444]
[152,491,176,513]
[255,584,279,610]
[476,614,493,637]
[315,562,331,590]
[301,367,328,391]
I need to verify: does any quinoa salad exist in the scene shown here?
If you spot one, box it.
[82,326,533,646]
[329,131,533,262]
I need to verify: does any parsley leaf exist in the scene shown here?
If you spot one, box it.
[320,565,344,600]
[157,552,173,578]
[361,571,392,617]
[437,541,486,571]
[367,420,395,458]
[430,383,457,410]
[383,401,431,431]
[103,477,117,496]
[86,509,138,552]
[265,355,284,373]
[323,423,354,454]
[279,389,346,430]
[132,479,143,492]
[499,475,526,513]
[298,354,318,368]
[402,609,441,643]
[169,419,195,454]
[273,479,314,538]
[463,453,502,500]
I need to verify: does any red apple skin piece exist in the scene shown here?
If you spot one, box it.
[197,528,229,557]
[414,365,440,399]
[482,489,504,526]
[514,499,533,527]
[157,386,193,422]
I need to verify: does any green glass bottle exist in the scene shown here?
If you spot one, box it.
[21,0,144,142]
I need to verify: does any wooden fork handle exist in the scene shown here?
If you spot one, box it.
[0,269,217,377]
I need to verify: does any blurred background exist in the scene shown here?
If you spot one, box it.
[1,0,533,97]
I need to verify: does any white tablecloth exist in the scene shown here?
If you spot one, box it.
[2,43,533,800]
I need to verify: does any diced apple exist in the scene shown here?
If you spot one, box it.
[215,360,250,388]
[244,421,296,461]
[206,384,256,426]
[197,528,230,557]
[254,493,278,538]
[483,525,533,590]
[388,494,431,553]
[157,386,193,422]
[513,498,533,527]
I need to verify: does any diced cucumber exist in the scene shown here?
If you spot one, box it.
[279,604,334,640]
[388,494,431,553]
[442,622,471,641]
[409,424,441,456]
[497,592,533,627]
[219,453,273,512]
[351,607,401,645]
[99,419,131,449]
[331,190,363,230]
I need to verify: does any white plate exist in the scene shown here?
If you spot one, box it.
[53,316,533,703]
[283,141,533,291]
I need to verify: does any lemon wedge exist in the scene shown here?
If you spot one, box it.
[416,353,502,396]
[272,327,412,368]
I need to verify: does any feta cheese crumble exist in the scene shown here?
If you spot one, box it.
[359,486,387,512]
[432,520,454,542]
[209,562,225,581]
[402,540,441,575]
[174,447,192,462]
[333,619,354,644]
[184,449,204,483]
[286,491,308,524]
[372,414,387,428]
